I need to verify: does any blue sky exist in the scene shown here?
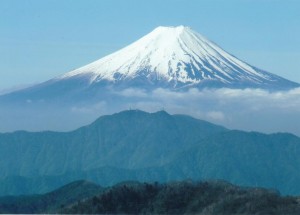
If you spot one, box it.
[1,0,300,90]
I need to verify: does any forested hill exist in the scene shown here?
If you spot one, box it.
[1,180,300,214]
[1,110,300,196]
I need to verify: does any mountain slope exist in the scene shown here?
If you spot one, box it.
[0,110,226,178]
[164,131,300,195]
[63,180,300,215]
[1,26,299,105]
[0,180,103,214]
[1,110,300,195]
[56,26,300,90]
[1,180,300,214]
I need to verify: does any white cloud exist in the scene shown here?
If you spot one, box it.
[2,86,299,136]
[109,87,300,136]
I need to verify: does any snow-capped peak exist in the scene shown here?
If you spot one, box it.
[59,26,295,89]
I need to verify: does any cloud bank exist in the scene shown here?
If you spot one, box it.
[102,87,300,136]
[1,86,299,136]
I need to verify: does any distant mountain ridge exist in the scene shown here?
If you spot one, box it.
[1,110,300,196]
[0,110,226,177]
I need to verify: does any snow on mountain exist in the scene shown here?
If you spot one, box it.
[58,25,299,89]
[0,26,299,133]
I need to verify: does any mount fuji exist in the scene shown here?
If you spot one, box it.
[1,26,299,132]
[2,26,299,103]
[58,25,299,90]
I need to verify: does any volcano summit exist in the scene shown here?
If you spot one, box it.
[1,26,299,132]
[58,25,298,90]
[2,25,299,104]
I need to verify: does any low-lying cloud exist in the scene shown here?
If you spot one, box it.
[1,86,299,136]
[110,87,300,136]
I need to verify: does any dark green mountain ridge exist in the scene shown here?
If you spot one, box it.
[0,110,300,196]
[1,179,300,214]
[0,180,103,214]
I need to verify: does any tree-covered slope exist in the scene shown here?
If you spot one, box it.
[0,180,103,214]
[1,180,299,214]
[165,131,300,195]
[0,110,226,178]
[1,110,300,196]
